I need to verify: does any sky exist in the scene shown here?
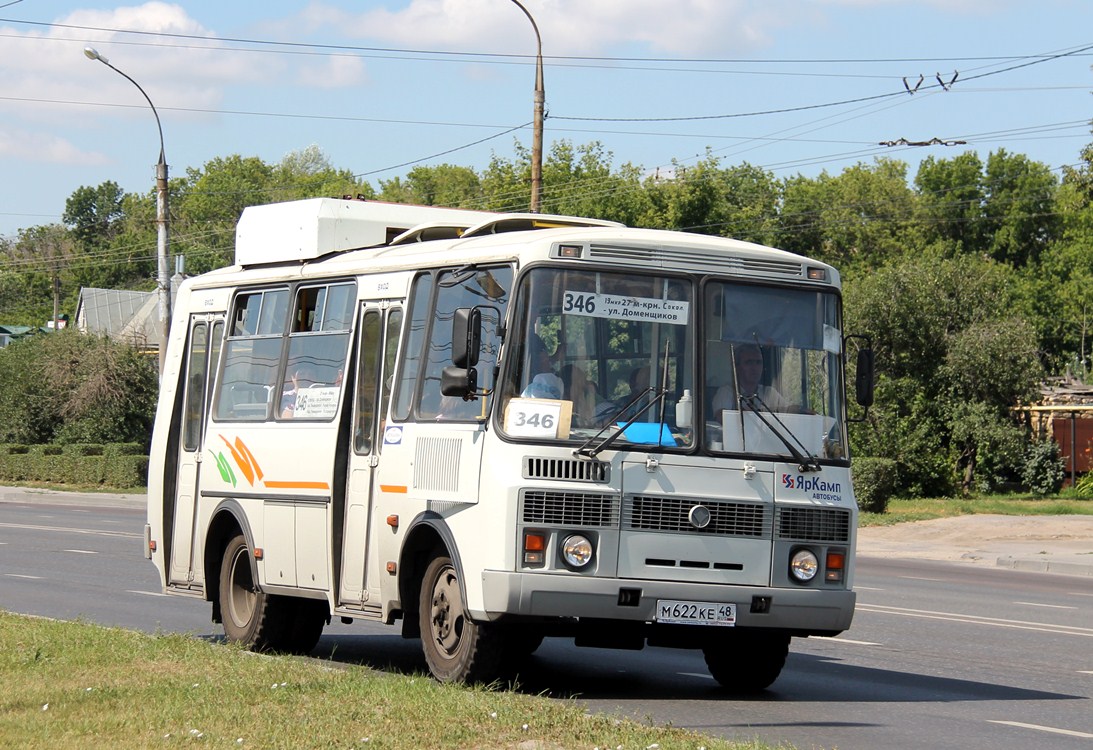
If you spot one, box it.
[1,0,1091,239]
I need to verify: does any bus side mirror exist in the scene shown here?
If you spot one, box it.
[855,348,875,408]
[441,365,478,397]
[443,307,482,398]
[451,307,481,369]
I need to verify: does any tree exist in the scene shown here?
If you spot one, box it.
[779,159,919,269]
[12,224,77,330]
[845,253,1042,495]
[379,163,480,207]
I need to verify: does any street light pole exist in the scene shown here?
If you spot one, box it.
[508,0,544,213]
[84,46,170,376]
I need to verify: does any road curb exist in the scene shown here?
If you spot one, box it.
[0,486,144,510]
[995,555,1093,577]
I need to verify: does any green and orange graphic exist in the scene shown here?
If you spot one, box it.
[212,434,330,491]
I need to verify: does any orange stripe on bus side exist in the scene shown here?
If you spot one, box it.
[264,481,331,490]
[379,485,408,494]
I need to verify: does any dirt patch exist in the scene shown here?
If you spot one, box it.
[856,514,1093,565]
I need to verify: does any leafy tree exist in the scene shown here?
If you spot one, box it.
[379,163,480,207]
[780,159,919,269]
[845,253,1042,495]
[981,149,1059,267]
[62,181,126,249]
[273,145,374,203]
[914,151,989,255]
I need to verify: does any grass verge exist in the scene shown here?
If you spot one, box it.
[859,495,1092,526]
[0,611,777,750]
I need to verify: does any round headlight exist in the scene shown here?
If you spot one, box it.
[561,534,593,568]
[790,549,819,582]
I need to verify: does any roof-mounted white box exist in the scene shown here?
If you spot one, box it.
[234,198,499,266]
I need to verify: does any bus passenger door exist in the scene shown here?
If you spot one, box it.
[338,303,401,609]
[169,314,224,586]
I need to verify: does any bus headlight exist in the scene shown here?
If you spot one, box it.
[789,549,819,582]
[561,534,593,568]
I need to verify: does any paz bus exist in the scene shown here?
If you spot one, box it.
[145,196,873,690]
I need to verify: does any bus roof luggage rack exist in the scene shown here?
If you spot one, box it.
[234,198,500,266]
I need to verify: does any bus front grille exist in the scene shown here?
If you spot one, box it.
[523,457,609,483]
[521,490,620,527]
[624,496,770,537]
[775,506,851,542]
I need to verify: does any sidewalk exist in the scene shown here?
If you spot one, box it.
[857,514,1093,577]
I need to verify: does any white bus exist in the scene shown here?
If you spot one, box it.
[146,196,873,691]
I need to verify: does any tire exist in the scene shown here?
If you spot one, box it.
[218,533,291,651]
[419,554,506,684]
[285,598,328,656]
[703,632,790,693]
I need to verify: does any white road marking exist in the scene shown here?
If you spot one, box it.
[898,576,944,582]
[818,637,882,646]
[0,522,139,539]
[62,549,98,555]
[858,603,1093,638]
[988,720,1093,739]
[5,573,43,579]
[854,585,885,591]
[1013,601,1077,610]
[126,590,167,597]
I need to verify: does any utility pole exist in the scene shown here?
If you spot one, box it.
[509,0,544,213]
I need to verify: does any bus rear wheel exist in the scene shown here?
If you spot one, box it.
[419,554,505,683]
[703,632,790,693]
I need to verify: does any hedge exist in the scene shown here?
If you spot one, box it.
[0,443,147,488]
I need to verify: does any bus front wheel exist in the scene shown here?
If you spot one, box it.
[703,632,790,693]
[419,554,505,683]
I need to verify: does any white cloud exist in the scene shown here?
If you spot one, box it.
[0,128,109,166]
[313,0,808,57]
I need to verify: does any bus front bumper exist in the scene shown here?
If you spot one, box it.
[479,570,856,634]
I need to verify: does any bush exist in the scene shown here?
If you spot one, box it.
[0,442,146,488]
[852,457,899,513]
[1021,438,1066,496]
[0,331,157,447]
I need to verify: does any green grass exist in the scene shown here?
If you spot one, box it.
[0,612,779,750]
[859,495,1093,527]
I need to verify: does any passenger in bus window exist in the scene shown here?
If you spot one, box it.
[520,335,563,399]
[562,363,615,427]
[280,366,316,418]
[711,343,790,413]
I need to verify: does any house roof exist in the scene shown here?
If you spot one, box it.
[75,288,161,349]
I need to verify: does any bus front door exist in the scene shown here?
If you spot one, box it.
[338,303,401,611]
[169,314,224,587]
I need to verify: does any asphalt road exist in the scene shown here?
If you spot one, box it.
[2,494,1091,750]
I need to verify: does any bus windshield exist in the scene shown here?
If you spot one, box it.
[501,267,694,449]
[704,281,847,461]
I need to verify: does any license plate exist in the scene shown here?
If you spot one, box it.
[656,599,736,626]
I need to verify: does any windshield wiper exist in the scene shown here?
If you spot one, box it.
[575,341,673,460]
[740,394,821,473]
[572,386,666,459]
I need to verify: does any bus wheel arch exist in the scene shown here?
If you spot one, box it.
[397,514,458,639]
[203,501,254,623]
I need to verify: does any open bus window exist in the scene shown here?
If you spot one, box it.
[501,267,694,447]
[213,283,355,422]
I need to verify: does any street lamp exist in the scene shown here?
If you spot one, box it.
[83,46,171,374]
[508,0,544,213]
